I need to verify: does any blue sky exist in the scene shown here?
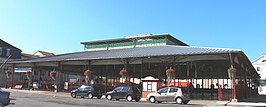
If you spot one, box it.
[0,0,265,61]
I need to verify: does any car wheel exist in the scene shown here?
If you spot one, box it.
[106,94,112,100]
[88,93,93,99]
[97,95,102,99]
[157,101,162,103]
[71,93,76,98]
[176,97,183,104]
[126,95,133,102]
[135,98,140,102]
[149,96,156,103]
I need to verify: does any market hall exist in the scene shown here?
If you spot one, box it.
[5,34,259,100]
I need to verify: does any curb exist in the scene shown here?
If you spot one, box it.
[3,89,266,106]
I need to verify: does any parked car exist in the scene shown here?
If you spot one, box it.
[105,86,141,102]
[0,89,10,106]
[71,85,102,99]
[147,87,190,104]
[258,83,266,95]
[33,82,41,89]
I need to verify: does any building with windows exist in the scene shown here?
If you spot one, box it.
[252,54,266,80]
[6,34,259,100]
[0,39,22,87]
[252,54,266,95]
[0,39,21,60]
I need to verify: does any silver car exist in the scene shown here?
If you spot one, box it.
[147,87,190,104]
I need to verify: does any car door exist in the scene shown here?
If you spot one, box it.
[165,88,178,101]
[156,87,169,101]
[83,86,92,96]
[76,87,83,96]
[80,86,88,96]
[112,86,123,99]
[120,86,130,98]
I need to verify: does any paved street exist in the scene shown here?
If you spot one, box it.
[6,89,201,107]
[4,89,266,107]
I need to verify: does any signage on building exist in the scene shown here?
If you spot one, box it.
[14,67,32,72]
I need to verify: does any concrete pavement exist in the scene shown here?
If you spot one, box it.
[3,88,266,106]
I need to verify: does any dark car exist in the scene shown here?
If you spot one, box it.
[0,89,10,106]
[105,86,141,102]
[71,85,102,99]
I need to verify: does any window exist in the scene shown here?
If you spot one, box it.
[6,48,11,57]
[121,87,130,92]
[257,67,261,71]
[114,87,123,92]
[158,88,169,93]
[84,86,92,90]
[169,88,178,93]
[263,60,266,62]
[0,47,2,56]
[147,82,152,92]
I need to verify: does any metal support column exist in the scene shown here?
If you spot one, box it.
[11,64,15,88]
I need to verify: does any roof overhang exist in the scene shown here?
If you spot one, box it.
[8,45,241,64]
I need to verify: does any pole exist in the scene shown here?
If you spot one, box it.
[11,64,15,89]
[233,78,236,99]
[0,55,12,69]
[87,60,91,85]
[229,52,237,101]
[173,56,176,87]
[126,59,129,85]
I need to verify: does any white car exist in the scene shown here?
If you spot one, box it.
[33,82,41,89]
[147,87,190,104]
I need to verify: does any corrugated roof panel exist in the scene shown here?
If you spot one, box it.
[10,45,241,63]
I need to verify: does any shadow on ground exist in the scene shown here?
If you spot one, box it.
[238,95,266,103]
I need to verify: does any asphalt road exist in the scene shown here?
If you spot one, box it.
[6,91,200,107]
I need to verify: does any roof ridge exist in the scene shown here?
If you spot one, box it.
[189,46,242,51]
[37,50,54,54]
[252,54,266,63]
[0,39,22,51]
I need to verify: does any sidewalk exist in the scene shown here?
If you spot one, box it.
[2,88,70,98]
[3,88,266,106]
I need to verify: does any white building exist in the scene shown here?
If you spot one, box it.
[252,54,266,80]
[252,54,266,95]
